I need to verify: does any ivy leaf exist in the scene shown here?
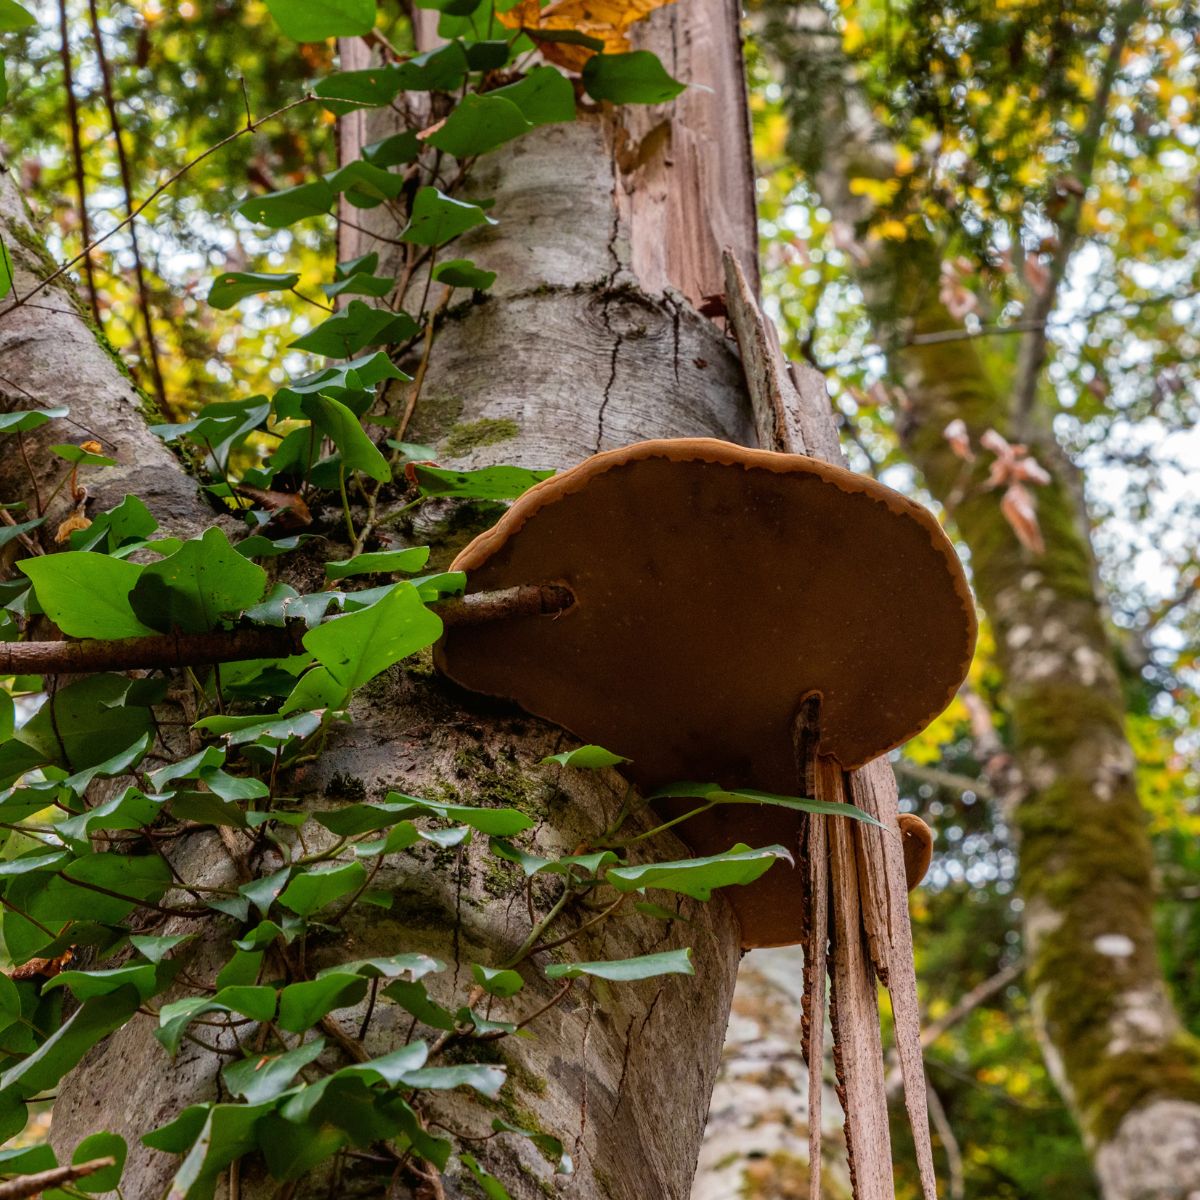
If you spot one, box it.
[207,271,300,309]
[394,41,469,91]
[150,396,270,464]
[70,1132,127,1194]
[0,406,67,434]
[605,843,793,901]
[411,463,554,499]
[262,0,375,40]
[44,963,169,1001]
[49,443,116,467]
[278,862,367,917]
[541,745,629,769]
[582,51,685,105]
[323,952,444,980]
[155,988,278,1056]
[492,1119,573,1174]
[290,301,418,357]
[426,93,533,157]
[223,1037,326,1104]
[129,527,267,634]
[399,187,496,247]
[314,67,402,114]
[15,675,154,775]
[545,947,694,982]
[20,553,154,638]
[322,272,395,299]
[300,583,443,697]
[325,161,407,208]
[0,988,140,1097]
[300,393,391,482]
[648,781,887,829]
[129,932,194,963]
[0,517,44,551]
[165,1102,275,1200]
[381,792,535,836]
[279,350,409,400]
[488,840,617,877]
[490,66,576,125]
[325,546,430,580]
[277,974,368,1033]
[471,964,524,998]
[363,130,421,168]
[0,0,35,32]
[354,821,421,856]
[237,180,335,228]
[382,979,458,1031]
[432,259,497,291]
[397,1063,507,1097]
[461,1153,513,1199]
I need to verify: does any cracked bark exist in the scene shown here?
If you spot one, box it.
[759,5,1200,1197]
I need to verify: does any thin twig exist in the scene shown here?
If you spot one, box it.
[0,94,316,317]
[0,1156,115,1199]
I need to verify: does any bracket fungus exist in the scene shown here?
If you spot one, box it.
[436,438,975,948]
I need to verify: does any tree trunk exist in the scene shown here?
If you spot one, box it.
[0,3,782,1197]
[758,7,1200,1197]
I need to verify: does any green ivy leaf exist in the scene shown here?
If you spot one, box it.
[605,843,792,901]
[290,300,417,357]
[322,952,444,980]
[20,553,154,638]
[0,0,36,33]
[207,271,300,309]
[541,745,629,769]
[362,130,421,168]
[325,546,431,580]
[399,187,496,247]
[48,443,116,467]
[155,988,278,1056]
[0,406,68,434]
[354,821,421,856]
[129,932,194,963]
[648,782,887,829]
[488,840,617,877]
[299,392,391,482]
[0,988,140,1097]
[545,947,694,982]
[223,1037,326,1104]
[322,272,395,299]
[461,1154,513,1199]
[277,973,368,1033]
[69,1132,127,1193]
[432,258,497,291]
[471,964,524,998]
[165,1102,275,1200]
[325,160,407,207]
[44,963,167,1002]
[15,676,154,775]
[380,791,535,837]
[129,527,267,634]
[300,583,442,698]
[0,516,43,552]
[427,93,532,157]
[490,65,576,126]
[582,51,686,105]
[262,0,375,40]
[383,979,458,1030]
[314,67,402,114]
[491,1119,573,1174]
[394,41,469,90]
[237,180,335,228]
[278,861,367,916]
[397,1063,506,1097]
[0,239,12,303]
[411,463,554,499]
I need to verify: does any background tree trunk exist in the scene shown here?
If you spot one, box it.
[756,6,1200,1197]
[0,3,798,1197]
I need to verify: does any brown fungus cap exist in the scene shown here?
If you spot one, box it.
[436,438,976,947]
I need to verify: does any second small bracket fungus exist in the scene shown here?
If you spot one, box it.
[436,438,976,947]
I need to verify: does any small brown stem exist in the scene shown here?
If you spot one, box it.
[0,1156,115,1199]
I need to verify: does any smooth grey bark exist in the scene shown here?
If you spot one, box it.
[0,3,779,1198]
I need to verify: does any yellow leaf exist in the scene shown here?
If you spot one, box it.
[842,17,864,54]
[874,218,908,240]
[497,0,679,71]
[848,175,900,204]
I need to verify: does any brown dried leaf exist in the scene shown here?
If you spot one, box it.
[54,511,92,543]
[10,949,75,980]
[943,418,974,462]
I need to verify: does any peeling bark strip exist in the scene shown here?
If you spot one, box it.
[0,585,576,675]
[727,246,938,1198]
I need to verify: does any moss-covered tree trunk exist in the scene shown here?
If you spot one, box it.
[1,2,775,1196]
[759,6,1200,1197]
